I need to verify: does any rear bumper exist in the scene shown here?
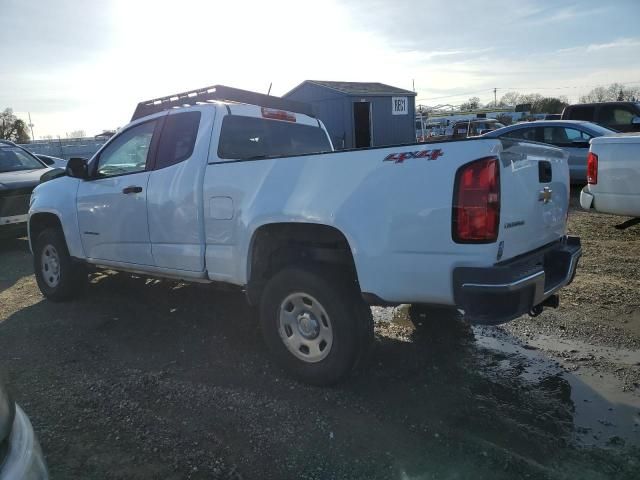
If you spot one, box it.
[453,236,581,325]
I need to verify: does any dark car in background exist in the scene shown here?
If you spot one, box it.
[481,120,616,183]
[451,118,505,138]
[561,101,640,132]
[0,380,48,479]
[0,140,49,238]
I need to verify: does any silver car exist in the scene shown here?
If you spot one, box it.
[481,120,616,183]
[0,382,48,479]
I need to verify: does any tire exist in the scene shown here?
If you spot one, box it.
[259,265,373,386]
[33,227,87,302]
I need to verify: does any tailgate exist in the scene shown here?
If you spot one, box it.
[497,139,569,261]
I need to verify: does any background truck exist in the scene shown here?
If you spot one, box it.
[580,133,640,218]
[28,85,581,385]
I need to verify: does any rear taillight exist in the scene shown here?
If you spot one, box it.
[452,156,500,243]
[587,152,598,184]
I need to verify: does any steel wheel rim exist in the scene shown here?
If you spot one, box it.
[278,292,333,363]
[41,244,61,288]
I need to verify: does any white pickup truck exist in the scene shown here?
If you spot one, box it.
[580,134,640,218]
[28,85,581,385]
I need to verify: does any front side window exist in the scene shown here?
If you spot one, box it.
[155,112,201,169]
[542,127,591,146]
[599,106,635,128]
[96,120,157,177]
[0,146,45,172]
[218,116,332,160]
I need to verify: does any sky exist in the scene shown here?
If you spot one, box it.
[1,0,639,138]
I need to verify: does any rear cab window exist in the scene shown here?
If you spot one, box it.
[217,116,332,160]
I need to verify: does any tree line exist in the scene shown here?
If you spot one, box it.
[458,83,639,114]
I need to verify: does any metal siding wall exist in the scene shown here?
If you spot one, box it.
[283,84,351,149]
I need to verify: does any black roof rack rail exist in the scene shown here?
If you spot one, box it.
[131,84,314,121]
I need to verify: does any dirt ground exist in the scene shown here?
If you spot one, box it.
[1,191,639,479]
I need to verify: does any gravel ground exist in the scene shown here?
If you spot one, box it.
[0,189,639,479]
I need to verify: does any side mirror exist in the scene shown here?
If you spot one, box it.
[39,167,66,184]
[66,157,88,179]
[632,116,640,125]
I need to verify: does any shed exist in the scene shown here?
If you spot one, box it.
[283,80,416,149]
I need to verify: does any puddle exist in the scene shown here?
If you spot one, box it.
[528,334,640,366]
[474,326,640,448]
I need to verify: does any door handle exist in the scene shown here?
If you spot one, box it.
[122,186,143,194]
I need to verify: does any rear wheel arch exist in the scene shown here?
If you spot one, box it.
[246,222,360,306]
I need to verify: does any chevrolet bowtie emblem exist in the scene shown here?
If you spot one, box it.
[539,186,553,203]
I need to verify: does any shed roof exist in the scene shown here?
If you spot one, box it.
[286,80,416,97]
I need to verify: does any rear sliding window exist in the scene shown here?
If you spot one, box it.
[217,116,332,160]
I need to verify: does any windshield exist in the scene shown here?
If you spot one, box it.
[0,145,45,172]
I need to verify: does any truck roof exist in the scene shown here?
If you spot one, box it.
[131,84,314,121]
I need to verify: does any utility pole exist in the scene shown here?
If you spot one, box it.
[494,88,497,107]
[28,112,35,141]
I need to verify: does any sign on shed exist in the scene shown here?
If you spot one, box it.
[392,97,408,115]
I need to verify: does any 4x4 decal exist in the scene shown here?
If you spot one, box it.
[384,149,443,164]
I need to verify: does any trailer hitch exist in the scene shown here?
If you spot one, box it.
[529,294,560,317]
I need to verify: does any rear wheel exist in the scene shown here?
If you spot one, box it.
[33,228,86,301]
[259,266,373,385]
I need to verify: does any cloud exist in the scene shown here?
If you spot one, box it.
[586,38,640,51]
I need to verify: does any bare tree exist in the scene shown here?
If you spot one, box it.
[579,83,640,103]
[460,97,481,111]
[66,130,87,139]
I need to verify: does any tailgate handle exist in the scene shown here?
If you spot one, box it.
[538,161,552,183]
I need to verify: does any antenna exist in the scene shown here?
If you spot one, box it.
[267,82,273,96]
[28,112,35,140]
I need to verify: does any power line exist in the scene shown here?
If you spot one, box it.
[416,80,640,102]
[416,89,493,101]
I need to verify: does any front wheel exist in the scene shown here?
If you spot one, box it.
[259,266,373,386]
[33,228,87,301]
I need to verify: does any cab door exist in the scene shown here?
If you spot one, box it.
[146,108,212,271]
[76,117,163,265]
